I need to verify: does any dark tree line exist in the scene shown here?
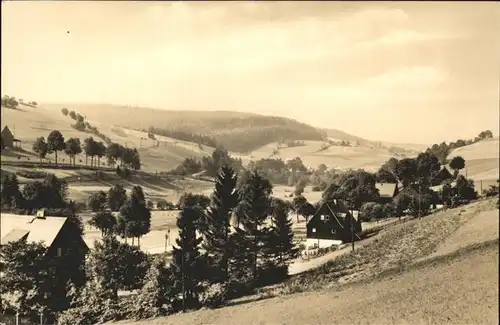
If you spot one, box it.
[148,126,218,148]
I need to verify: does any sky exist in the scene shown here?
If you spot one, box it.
[2,1,499,144]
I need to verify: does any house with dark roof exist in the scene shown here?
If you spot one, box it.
[306,199,362,249]
[431,165,454,186]
[375,182,399,204]
[1,125,22,148]
[0,212,89,260]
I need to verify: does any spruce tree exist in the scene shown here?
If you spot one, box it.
[230,170,273,286]
[201,165,239,284]
[171,207,203,311]
[269,198,299,281]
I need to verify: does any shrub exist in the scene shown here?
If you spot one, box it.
[311,185,322,192]
[199,282,229,309]
[360,202,385,222]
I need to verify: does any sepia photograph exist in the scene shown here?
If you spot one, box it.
[1,1,499,324]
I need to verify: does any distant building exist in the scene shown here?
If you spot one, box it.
[375,182,399,204]
[431,166,454,186]
[1,125,22,148]
[306,200,362,249]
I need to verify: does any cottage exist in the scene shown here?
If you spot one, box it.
[375,182,399,204]
[431,165,454,186]
[1,125,22,148]
[0,212,89,260]
[306,200,362,249]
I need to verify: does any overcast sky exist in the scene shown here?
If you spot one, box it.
[2,1,499,143]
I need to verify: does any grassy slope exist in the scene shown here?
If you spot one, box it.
[118,198,498,325]
[1,104,214,172]
[448,137,499,181]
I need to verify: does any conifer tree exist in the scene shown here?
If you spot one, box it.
[269,198,299,280]
[201,165,239,284]
[171,206,203,311]
[230,170,273,286]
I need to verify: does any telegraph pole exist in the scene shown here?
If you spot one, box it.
[181,247,185,311]
[351,210,355,252]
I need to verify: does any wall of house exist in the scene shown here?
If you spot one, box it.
[306,238,342,249]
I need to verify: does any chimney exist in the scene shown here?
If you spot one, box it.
[36,209,46,219]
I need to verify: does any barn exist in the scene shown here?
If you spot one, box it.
[306,199,362,249]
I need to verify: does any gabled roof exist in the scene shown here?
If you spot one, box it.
[436,165,454,175]
[0,214,68,247]
[2,228,30,244]
[375,183,398,198]
[307,199,356,227]
[1,125,13,137]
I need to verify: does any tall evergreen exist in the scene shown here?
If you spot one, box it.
[171,207,203,311]
[269,198,299,280]
[201,165,239,283]
[231,170,273,286]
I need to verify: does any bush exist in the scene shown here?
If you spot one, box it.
[311,185,322,192]
[199,282,229,309]
[483,185,499,198]
[360,202,385,222]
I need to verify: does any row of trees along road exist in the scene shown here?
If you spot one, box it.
[32,130,141,169]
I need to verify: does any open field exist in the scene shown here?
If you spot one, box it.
[449,137,499,181]
[117,197,499,325]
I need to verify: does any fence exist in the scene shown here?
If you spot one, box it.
[473,179,498,195]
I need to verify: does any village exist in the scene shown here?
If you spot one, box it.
[2,2,500,325]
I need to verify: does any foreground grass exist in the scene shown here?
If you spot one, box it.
[120,231,498,325]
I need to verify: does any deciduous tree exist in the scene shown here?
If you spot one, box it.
[107,184,127,211]
[32,136,49,162]
[47,130,66,165]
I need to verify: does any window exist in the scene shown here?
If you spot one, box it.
[312,228,316,233]
[57,248,62,257]
[331,229,336,235]
[320,215,324,221]
[320,215,330,221]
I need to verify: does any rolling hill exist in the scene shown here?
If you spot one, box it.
[41,103,330,153]
[448,137,499,181]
